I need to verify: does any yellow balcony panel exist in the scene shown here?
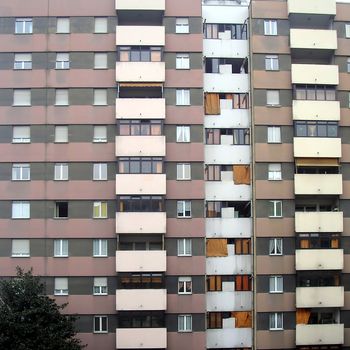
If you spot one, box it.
[292,100,340,121]
[116,212,166,234]
[116,289,167,311]
[115,250,166,272]
[288,0,336,16]
[116,328,167,349]
[293,137,341,158]
[116,62,165,83]
[296,249,343,271]
[290,29,337,51]
[115,136,166,157]
[294,174,342,195]
[296,324,344,346]
[291,64,338,85]
[116,174,166,195]
[116,0,165,11]
[116,98,165,119]
[296,286,344,308]
[116,26,165,46]
[295,211,343,233]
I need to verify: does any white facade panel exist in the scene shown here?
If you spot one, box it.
[206,218,252,238]
[205,145,250,164]
[204,73,249,93]
[205,182,251,201]
[206,329,252,348]
[205,109,250,129]
[207,291,252,312]
[206,255,252,275]
[204,39,248,58]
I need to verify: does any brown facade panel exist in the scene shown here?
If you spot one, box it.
[335,4,350,21]
[255,180,294,200]
[256,293,295,313]
[256,256,296,274]
[167,294,205,313]
[165,0,201,16]
[253,71,292,89]
[167,256,206,275]
[255,143,294,162]
[251,0,288,20]
[166,143,204,162]
[255,218,295,237]
[166,218,205,237]
[254,107,293,126]
[165,34,203,52]
[256,330,295,349]
[166,106,204,125]
[78,333,115,350]
[167,332,206,350]
[165,69,203,88]
[251,36,290,54]
[166,180,205,200]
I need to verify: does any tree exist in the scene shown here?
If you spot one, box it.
[0,267,85,350]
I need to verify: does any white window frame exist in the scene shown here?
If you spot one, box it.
[267,126,281,143]
[12,163,30,181]
[268,163,282,181]
[176,53,190,69]
[56,18,70,34]
[12,201,30,219]
[13,89,31,106]
[177,200,191,218]
[266,90,280,106]
[176,126,190,143]
[269,200,283,218]
[55,53,70,69]
[14,53,32,70]
[94,53,108,69]
[265,55,279,71]
[93,201,108,219]
[54,163,68,181]
[346,24,350,38]
[177,238,192,256]
[54,125,68,143]
[269,275,283,293]
[178,277,192,295]
[93,277,108,295]
[93,316,108,333]
[347,58,350,73]
[94,17,108,34]
[269,238,283,256]
[93,163,107,181]
[12,126,30,143]
[176,89,190,106]
[55,89,69,106]
[11,239,30,257]
[93,89,107,106]
[264,20,277,36]
[176,163,191,180]
[178,315,192,332]
[176,18,189,34]
[54,277,69,296]
[269,312,283,330]
[93,126,107,143]
[93,239,108,257]
[54,239,69,257]
[15,18,33,34]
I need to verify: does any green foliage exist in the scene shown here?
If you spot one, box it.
[0,267,85,350]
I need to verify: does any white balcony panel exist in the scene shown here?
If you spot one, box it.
[116,0,165,11]
[205,182,251,201]
[296,287,344,308]
[206,255,252,275]
[294,174,342,195]
[288,0,336,16]
[205,109,250,128]
[116,62,165,83]
[116,289,167,311]
[203,5,248,24]
[115,136,166,157]
[295,249,343,271]
[293,138,341,158]
[116,174,166,195]
[116,26,165,46]
[291,64,338,85]
[295,211,343,233]
[116,250,166,272]
[207,291,252,312]
[116,328,167,349]
[292,100,340,121]
[290,29,337,51]
[207,329,252,348]
[204,39,248,59]
[204,73,249,93]
[116,98,165,119]
[116,212,166,234]
[296,324,344,346]
[205,145,250,165]
[206,218,252,238]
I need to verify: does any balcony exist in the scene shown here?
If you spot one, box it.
[116,0,165,11]
[116,62,165,83]
[116,98,165,119]
[296,324,344,346]
[116,250,166,272]
[206,255,252,275]
[290,29,337,52]
[116,328,167,349]
[296,287,344,308]
[295,249,343,271]
[293,138,341,158]
[207,291,252,312]
[204,39,248,59]
[116,174,166,195]
[206,329,252,348]
[206,218,252,238]
[291,64,338,85]
[116,26,165,46]
[205,145,250,164]
[115,136,166,157]
[292,100,340,121]
[205,182,251,201]
[116,212,166,234]
[116,289,166,311]
[294,174,342,195]
[204,74,249,93]
[295,211,343,233]
[288,0,336,16]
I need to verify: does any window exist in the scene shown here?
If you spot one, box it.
[176,54,190,69]
[93,277,108,295]
[268,164,282,181]
[267,126,281,143]
[235,238,251,255]
[176,126,190,142]
[268,201,282,218]
[54,202,68,218]
[54,278,68,295]
[12,126,30,143]
[264,20,277,36]
[118,46,162,62]
[93,126,107,142]
[177,238,192,256]
[233,128,250,145]
[93,163,107,180]
[94,316,108,333]
[55,53,69,69]
[177,200,191,218]
[118,120,162,136]
[118,157,163,174]
[54,163,68,181]
[54,239,68,257]
[12,164,30,181]
[93,201,107,219]
[294,85,336,101]
[204,23,248,40]
[176,18,189,34]
[205,165,221,181]
[94,53,108,69]
[265,55,279,71]
[118,196,164,212]
[56,18,70,33]
[13,89,31,106]
[94,17,108,33]
[346,24,350,38]
[269,238,283,255]
[178,277,192,295]
[14,53,32,70]
[12,201,30,219]
[269,313,283,330]
[93,89,107,106]
[176,89,190,105]
[347,58,350,73]
[15,18,32,34]
[266,90,280,106]
[178,315,192,332]
[93,239,108,257]
[55,89,69,106]
[54,125,68,143]
[269,276,283,293]
[294,121,338,138]
[177,163,191,180]
[235,275,252,291]
[12,239,30,257]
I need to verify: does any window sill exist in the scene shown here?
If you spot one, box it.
[177,330,192,333]
[266,104,281,108]
[54,256,69,258]
[11,255,30,258]
[12,218,30,220]
[93,255,108,258]
[177,217,192,219]
[12,105,31,107]
[269,328,284,331]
